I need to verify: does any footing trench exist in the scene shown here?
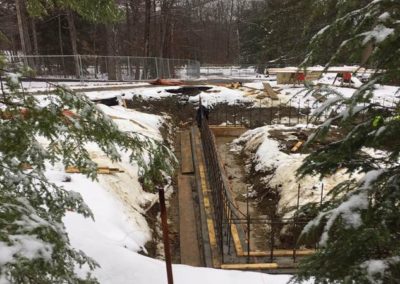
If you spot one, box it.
[177,120,316,272]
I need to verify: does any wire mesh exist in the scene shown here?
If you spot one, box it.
[4,55,200,81]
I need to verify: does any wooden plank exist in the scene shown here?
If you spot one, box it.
[262,82,279,100]
[178,175,202,266]
[221,263,279,270]
[65,166,124,174]
[180,131,194,174]
[245,249,314,257]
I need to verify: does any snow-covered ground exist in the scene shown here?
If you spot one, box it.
[39,103,296,283]
[14,80,149,93]
[243,79,399,109]
[84,85,256,106]
[231,125,357,218]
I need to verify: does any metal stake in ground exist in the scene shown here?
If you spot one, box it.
[158,186,174,284]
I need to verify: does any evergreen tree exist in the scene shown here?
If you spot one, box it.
[294,1,400,283]
[0,56,173,282]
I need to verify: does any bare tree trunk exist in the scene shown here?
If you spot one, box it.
[15,0,33,64]
[226,0,234,61]
[66,10,80,78]
[58,14,66,77]
[106,26,117,80]
[144,0,151,57]
[31,18,39,55]
[361,42,374,66]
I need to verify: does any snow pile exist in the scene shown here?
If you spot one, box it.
[113,85,255,106]
[231,125,351,217]
[96,104,164,141]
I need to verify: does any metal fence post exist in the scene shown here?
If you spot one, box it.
[78,55,83,81]
[155,57,159,78]
[167,58,171,78]
[128,56,131,80]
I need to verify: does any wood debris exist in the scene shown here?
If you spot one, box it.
[65,166,125,174]
[291,141,304,152]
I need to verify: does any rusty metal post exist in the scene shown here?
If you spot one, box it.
[158,186,174,284]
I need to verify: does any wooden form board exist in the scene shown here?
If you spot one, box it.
[180,131,194,174]
[178,175,202,266]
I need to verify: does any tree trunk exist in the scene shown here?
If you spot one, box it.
[144,0,151,57]
[66,10,80,78]
[15,0,33,64]
[106,25,117,80]
[31,18,39,55]
[58,14,66,77]
[361,42,374,66]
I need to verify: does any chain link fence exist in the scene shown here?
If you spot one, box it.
[199,64,288,78]
[4,55,200,81]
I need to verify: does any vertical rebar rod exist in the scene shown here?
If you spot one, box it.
[297,100,301,124]
[278,100,281,124]
[297,184,301,211]
[270,221,274,263]
[225,103,228,125]
[233,101,236,127]
[293,183,301,262]
[158,186,174,284]
[247,186,250,263]
[320,183,324,206]
[270,103,273,125]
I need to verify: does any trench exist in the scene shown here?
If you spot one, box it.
[216,136,272,252]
